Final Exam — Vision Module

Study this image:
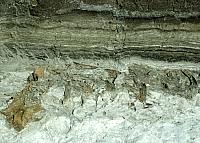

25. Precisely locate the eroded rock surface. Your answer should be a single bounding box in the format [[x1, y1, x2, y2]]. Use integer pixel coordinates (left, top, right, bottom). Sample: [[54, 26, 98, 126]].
[[0, 0, 200, 142], [1, 59, 200, 131], [0, 0, 200, 62]]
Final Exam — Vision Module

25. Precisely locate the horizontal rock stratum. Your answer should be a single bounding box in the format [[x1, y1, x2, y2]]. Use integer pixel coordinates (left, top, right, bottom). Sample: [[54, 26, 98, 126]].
[[0, 0, 200, 62]]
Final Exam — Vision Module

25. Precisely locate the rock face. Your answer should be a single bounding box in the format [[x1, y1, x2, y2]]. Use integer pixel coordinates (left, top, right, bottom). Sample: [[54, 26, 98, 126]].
[[0, 59, 200, 132], [0, 0, 200, 62], [1, 0, 200, 140]]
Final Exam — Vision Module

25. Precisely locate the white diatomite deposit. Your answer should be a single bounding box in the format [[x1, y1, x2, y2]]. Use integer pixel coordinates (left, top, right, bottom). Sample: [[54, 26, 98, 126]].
[[0, 59, 200, 143]]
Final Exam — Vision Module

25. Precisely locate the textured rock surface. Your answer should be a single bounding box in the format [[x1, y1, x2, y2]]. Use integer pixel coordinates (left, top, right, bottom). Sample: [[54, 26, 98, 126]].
[[0, 0, 200, 62], [1, 0, 200, 142], [0, 59, 200, 142]]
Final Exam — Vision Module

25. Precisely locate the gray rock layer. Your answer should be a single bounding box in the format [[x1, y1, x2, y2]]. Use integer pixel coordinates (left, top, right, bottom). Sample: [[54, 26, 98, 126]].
[[0, 0, 200, 62], [0, 0, 200, 99]]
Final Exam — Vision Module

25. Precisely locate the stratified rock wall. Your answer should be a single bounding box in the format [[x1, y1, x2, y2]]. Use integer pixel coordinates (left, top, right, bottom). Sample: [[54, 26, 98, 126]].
[[0, 0, 200, 62], [1, 1, 200, 140]]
